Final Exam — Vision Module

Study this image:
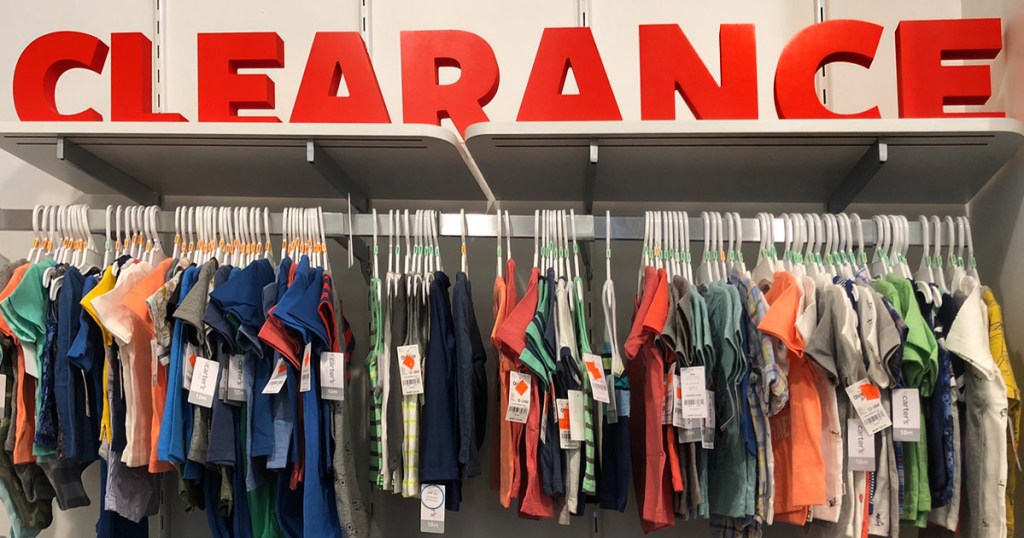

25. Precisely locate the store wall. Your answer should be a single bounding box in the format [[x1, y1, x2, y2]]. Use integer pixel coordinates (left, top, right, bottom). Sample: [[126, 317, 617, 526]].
[[0, 1, 1016, 537]]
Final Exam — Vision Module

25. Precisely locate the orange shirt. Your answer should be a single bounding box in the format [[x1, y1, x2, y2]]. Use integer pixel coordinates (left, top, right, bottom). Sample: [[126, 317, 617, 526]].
[[759, 272, 825, 525], [0, 264, 35, 465], [491, 272, 511, 504], [122, 257, 177, 473]]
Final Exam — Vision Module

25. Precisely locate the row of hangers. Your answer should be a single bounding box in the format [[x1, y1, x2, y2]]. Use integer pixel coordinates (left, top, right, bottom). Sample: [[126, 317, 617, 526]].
[[530, 210, 585, 305], [28, 204, 100, 269], [637, 211, 980, 289]]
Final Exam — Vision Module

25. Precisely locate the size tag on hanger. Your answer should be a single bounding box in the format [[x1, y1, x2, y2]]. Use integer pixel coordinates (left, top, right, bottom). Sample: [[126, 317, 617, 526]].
[[891, 388, 921, 442], [420, 484, 445, 534], [187, 356, 220, 409], [397, 344, 424, 396], [262, 359, 288, 395], [582, 353, 609, 404], [678, 418, 702, 444], [506, 372, 530, 424], [540, 393, 549, 445], [183, 344, 197, 391], [218, 361, 230, 402], [847, 418, 876, 471], [299, 343, 313, 393], [701, 391, 716, 450], [150, 341, 160, 388], [556, 398, 578, 449], [227, 355, 246, 402], [845, 379, 891, 435], [672, 371, 685, 428], [21, 343, 38, 379], [0, 374, 7, 415], [567, 390, 584, 442], [151, 341, 170, 367], [320, 352, 345, 401], [679, 366, 708, 419], [661, 372, 675, 426]]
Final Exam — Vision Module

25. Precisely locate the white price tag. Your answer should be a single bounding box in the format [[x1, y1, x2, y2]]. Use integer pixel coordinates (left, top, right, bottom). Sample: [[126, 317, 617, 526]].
[[183, 344, 196, 390], [701, 390, 715, 450], [556, 398, 578, 449], [847, 418, 876, 471], [505, 371, 531, 423], [227, 355, 246, 402], [892, 388, 921, 442], [187, 356, 220, 408], [845, 378, 891, 435], [21, 343, 38, 379], [567, 390, 584, 441], [680, 366, 708, 419], [261, 358, 288, 395], [397, 344, 424, 396], [320, 352, 345, 401], [420, 484, 445, 534], [582, 353, 609, 404], [299, 343, 312, 393]]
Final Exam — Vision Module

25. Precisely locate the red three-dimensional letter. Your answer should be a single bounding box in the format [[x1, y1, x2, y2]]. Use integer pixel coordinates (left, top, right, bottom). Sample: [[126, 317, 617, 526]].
[[291, 32, 390, 123], [401, 30, 499, 138], [640, 24, 758, 120], [13, 31, 108, 121], [110, 33, 187, 122], [896, 19, 1003, 118], [198, 32, 284, 122], [517, 27, 621, 121], [774, 20, 883, 119]]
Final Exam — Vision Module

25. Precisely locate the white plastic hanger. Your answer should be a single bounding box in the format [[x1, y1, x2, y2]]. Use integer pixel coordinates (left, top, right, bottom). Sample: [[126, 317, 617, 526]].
[[533, 210, 540, 271], [670, 211, 681, 278], [682, 211, 692, 282], [571, 209, 583, 302], [318, 207, 330, 274], [870, 215, 888, 277], [504, 210, 512, 264], [787, 213, 802, 276], [716, 212, 727, 280], [751, 213, 773, 283], [916, 215, 934, 283], [961, 216, 978, 280], [495, 208, 503, 278], [434, 210, 443, 274], [697, 212, 712, 285]]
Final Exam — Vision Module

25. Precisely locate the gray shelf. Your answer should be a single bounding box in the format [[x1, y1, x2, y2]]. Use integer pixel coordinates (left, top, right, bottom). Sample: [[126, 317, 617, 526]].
[[464, 118, 1024, 206], [0, 123, 486, 204]]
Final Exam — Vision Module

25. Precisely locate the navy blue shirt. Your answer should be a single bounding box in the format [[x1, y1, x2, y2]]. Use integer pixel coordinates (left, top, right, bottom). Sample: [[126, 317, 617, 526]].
[[420, 271, 463, 510], [452, 271, 487, 480]]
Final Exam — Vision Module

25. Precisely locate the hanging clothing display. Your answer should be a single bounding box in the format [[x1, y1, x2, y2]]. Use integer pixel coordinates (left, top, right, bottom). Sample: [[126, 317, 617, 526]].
[[0, 205, 1016, 538]]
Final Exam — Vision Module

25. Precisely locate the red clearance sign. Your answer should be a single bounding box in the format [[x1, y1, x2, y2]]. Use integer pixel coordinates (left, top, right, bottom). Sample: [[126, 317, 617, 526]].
[[11, 19, 1004, 137]]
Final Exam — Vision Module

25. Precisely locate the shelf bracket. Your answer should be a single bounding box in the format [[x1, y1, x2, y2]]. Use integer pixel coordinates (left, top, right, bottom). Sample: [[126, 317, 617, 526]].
[[826, 138, 887, 213], [583, 141, 598, 214], [330, 236, 372, 285], [580, 141, 598, 285], [57, 137, 161, 206], [306, 140, 371, 213]]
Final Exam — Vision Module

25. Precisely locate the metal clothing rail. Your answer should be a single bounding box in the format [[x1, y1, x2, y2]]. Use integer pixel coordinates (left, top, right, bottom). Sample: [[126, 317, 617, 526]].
[[0, 209, 930, 245]]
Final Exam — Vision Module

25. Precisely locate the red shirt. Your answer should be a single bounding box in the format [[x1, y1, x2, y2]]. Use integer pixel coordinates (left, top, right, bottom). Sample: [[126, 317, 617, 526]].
[[626, 267, 675, 533]]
